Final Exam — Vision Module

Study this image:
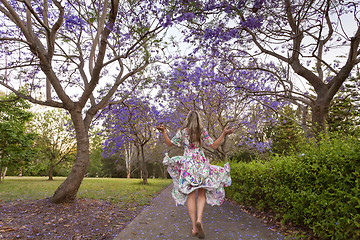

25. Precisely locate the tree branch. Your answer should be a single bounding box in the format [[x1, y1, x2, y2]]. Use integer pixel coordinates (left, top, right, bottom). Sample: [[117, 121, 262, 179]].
[[0, 81, 64, 108], [89, 0, 109, 73], [78, 0, 119, 108]]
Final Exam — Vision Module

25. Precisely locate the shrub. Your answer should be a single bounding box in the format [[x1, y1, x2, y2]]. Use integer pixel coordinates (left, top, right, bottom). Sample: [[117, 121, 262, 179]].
[[227, 134, 360, 239]]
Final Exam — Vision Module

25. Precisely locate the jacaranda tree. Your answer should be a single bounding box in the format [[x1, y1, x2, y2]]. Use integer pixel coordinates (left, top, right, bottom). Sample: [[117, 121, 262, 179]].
[[102, 94, 160, 184], [0, 0, 168, 202], [157, 57, 282, 158], [160, 0, 360, 136]]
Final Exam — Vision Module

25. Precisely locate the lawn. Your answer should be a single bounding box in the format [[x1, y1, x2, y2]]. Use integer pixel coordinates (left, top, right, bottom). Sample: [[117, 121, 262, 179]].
[[0, 176, 172, 206], [0, 177, 172, 239]]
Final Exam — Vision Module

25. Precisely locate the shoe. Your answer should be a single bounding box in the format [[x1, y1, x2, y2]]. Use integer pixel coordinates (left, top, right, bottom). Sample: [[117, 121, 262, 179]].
[[195, 222, 205, 238]]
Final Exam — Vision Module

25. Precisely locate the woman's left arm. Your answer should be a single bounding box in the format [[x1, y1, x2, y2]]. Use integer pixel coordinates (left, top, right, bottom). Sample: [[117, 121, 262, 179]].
[[209, 127, 234, 150]]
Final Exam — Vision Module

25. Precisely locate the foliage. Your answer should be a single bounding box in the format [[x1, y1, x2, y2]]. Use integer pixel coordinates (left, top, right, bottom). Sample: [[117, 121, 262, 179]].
[[88, 148, 104, 177], [0, 176, 172, 206], [102, 95, 158, 157], [327, 77, 360, 135], [0, 92, 35, 178], [227, 134, 360, 239], [228, 150, 257, 163], [156, 58, 280, 157], [159, 0, 360, 134], [101, 94, 160, 183], [101, 155, 127, 178], [87, 129, 104, 178], [265, 105, 304, 155], [28, 109, 76, 179], [51, 154, 76, 177]]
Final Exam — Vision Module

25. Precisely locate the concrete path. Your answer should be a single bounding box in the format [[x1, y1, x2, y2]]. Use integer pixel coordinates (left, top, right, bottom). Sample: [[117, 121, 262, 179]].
[[114, 184, 289, 240]]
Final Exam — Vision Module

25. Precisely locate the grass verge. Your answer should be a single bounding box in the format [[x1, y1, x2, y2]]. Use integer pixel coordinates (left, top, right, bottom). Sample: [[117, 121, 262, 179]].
[[0, 177, 172, 207]]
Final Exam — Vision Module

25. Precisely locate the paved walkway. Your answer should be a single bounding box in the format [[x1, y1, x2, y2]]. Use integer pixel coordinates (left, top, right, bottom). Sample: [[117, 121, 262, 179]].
[[114, 184, 289, 240]]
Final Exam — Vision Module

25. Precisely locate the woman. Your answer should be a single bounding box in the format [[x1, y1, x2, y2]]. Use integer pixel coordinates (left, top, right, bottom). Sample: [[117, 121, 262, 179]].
[[157, 110, 233, 238]]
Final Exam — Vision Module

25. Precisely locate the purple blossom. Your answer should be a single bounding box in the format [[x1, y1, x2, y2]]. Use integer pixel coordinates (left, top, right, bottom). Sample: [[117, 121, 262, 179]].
[[64, 15, 87, 31], [237, 0, 246, 9], [241, 16, 263, 29], [177, 12, 195, 21]]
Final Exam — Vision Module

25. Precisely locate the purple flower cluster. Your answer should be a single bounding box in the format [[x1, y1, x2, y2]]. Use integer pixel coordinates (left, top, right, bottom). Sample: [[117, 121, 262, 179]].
[[64, 15, 87, 31], [240, 15, 263, 30], [154, 55, 283, 155], [100, 94, 161, 158]]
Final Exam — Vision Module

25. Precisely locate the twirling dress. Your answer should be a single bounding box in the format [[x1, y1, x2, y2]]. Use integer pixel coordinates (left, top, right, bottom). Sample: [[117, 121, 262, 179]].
[[163, 128, 231, 206]]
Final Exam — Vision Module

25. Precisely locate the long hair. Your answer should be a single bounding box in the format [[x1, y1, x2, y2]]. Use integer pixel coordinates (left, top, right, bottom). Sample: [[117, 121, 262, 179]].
[[182, 110, 204, 144]]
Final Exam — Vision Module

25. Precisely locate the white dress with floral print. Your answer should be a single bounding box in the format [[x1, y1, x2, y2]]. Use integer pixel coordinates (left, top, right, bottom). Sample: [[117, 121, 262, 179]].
[[163, 128, 231, 206]]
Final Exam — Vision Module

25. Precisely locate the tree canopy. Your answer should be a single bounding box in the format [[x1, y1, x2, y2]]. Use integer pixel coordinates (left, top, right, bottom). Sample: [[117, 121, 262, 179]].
[[0, 0, 359, 202], [0, 92, 35, 181]]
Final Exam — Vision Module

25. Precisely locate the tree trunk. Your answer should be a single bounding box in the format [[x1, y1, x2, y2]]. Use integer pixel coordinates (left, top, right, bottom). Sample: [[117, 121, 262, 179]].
[[162, 165, 167, 179], [48, 164, 54, 181], [50, 112, 90, 203], [125, 143, 133, 179], [140, 145, 148, 184], [0, 165, 2, 183], [127, 166, 131, 178], [3, 167, 7, 181], [300, 105, 313, 139], [311, 98, 330, 137]]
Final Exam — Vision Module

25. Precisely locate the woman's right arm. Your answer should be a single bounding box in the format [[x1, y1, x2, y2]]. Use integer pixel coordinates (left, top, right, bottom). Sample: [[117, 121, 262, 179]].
[[156, 125, 174, 147]]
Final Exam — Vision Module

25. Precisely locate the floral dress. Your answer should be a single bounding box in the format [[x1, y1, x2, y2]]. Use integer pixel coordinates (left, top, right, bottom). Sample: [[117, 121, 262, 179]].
[[163, 128, 231, 206]]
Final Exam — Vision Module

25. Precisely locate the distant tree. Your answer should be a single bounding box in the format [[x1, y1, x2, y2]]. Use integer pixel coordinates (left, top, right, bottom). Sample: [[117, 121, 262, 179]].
[[102, 95, 159, 184], [87, 128, 104, 178], [101, 155, 127, 178], [327, 77, 360, 135], [122, 142, 136, 179], [265, 105, 304, 155], [0, 92, 35, 181], [30, 109, 76, 180], [157, 58, 280, 159], [146, 141, 168, 178]]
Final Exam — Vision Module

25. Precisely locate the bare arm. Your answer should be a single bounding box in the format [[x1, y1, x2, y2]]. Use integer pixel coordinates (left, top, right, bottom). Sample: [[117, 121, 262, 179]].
[[156, 125, 173, 147], [209, 127, 234, 150]]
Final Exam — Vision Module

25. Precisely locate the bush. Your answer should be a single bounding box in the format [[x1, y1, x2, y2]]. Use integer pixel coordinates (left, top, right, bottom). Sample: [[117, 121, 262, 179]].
[[227, 134, 360, 239], [229, 150, 257, 163]]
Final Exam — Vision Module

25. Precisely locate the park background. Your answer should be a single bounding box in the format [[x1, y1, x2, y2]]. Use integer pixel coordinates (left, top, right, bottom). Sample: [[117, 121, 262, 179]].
[[0, 0, 359, 239]]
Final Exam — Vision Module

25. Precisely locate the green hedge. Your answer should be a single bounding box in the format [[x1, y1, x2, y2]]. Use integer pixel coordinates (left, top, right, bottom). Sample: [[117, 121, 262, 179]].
[[227, 135, 360, 239]]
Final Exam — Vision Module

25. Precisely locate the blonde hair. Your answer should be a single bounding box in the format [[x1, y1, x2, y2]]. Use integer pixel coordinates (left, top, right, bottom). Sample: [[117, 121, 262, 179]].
[[182, 110, 204, 144]]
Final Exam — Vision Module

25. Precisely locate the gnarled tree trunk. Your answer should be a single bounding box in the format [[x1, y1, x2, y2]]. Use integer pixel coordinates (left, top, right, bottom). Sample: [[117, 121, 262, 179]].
[[50, 111, 90, 203], [311, 98, 330, 137]]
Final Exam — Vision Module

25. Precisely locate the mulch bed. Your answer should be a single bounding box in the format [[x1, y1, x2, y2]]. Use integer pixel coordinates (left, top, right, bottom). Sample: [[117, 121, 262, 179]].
[[0, 198, 142, 240]]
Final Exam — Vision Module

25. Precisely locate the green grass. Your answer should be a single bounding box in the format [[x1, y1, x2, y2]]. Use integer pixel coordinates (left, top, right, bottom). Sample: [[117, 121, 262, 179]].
[[0, 177, 172, 207]]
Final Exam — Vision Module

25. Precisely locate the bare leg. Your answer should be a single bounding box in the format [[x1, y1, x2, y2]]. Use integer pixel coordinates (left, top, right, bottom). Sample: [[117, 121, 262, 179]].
[[196, 188, 206, 223], [195, 188, 206, 238], [187, 190, 197, 235]]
